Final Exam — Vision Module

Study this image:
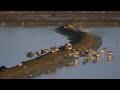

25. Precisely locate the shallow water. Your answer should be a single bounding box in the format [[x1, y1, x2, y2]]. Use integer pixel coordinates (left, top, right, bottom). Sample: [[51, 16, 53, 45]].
[[34, 26, 120, 79], [0, 26, 120, 79], [0, 26, 69, 68]]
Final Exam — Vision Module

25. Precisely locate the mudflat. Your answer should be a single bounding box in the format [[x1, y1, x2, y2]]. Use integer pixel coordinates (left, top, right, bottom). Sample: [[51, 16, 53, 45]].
[[0, 26, 101, 79]]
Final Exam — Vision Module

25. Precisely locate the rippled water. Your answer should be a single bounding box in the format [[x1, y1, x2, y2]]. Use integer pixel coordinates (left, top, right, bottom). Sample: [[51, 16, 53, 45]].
[[0, 26, 120, 79]]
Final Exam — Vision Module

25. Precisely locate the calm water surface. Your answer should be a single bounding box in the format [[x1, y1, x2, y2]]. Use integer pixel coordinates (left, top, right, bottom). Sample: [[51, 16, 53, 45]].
[[0, 26, 120, 79], [0, 26, 69, 68], [34, 26, 120, 79]]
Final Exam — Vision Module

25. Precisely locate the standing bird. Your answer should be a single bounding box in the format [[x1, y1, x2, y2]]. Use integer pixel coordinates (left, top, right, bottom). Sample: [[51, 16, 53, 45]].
[[35, 51, 40, 57], [107, 51, 113, 58], [26, 51, 36, 58], [107, 51, 113, 55], [93, 52, 102, 60], [50, 43, 59, 53], [99, 48, 106, 53], [65, 42, 72, 51], [68, 50, 74, 57], [41, 48, 50, 55], [73, 49, 80, 59]]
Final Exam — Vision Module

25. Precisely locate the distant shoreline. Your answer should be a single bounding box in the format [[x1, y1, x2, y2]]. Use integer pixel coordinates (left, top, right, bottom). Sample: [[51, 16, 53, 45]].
[[0, 19, 119, 26], [0, 11, 120, 26]]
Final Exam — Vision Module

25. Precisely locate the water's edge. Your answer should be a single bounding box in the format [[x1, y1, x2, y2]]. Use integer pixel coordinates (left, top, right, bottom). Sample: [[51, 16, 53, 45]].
[[0, 26, 101, 79]]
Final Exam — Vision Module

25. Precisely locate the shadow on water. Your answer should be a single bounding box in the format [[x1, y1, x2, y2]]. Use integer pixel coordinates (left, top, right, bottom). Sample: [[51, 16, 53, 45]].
[[55, 26, 82, 44], [0, 25, 103, 79], [31, 27, 103, 79], [32, 26, 120, 79], [25, 27, 102, 79]]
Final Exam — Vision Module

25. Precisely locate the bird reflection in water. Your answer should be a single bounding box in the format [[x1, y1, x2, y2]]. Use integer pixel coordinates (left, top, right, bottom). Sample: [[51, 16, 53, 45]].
[[66, 58, 80, 67], [47, 68, 59, 75], [107, 57, 112, 63], [107, 51, 113, 63], [82, 57, 90, 65], [107, 55, 113, 63], [81, 47, 114, 65], [65, 58, 80, 71]]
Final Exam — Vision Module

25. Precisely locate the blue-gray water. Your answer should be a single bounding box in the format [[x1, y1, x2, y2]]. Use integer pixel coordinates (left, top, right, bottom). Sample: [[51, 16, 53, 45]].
[[0, 26, 69, 68], [0, 26, 120, 79], [34, 26, 120, 79]]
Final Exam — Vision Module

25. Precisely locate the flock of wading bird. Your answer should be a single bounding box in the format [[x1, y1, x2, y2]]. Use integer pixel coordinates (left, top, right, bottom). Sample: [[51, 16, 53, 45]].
[[25, 24, 113, 65], [0, 25, 113, 71], [24, 41, 113, 66], [24, 24, 113, 66]]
